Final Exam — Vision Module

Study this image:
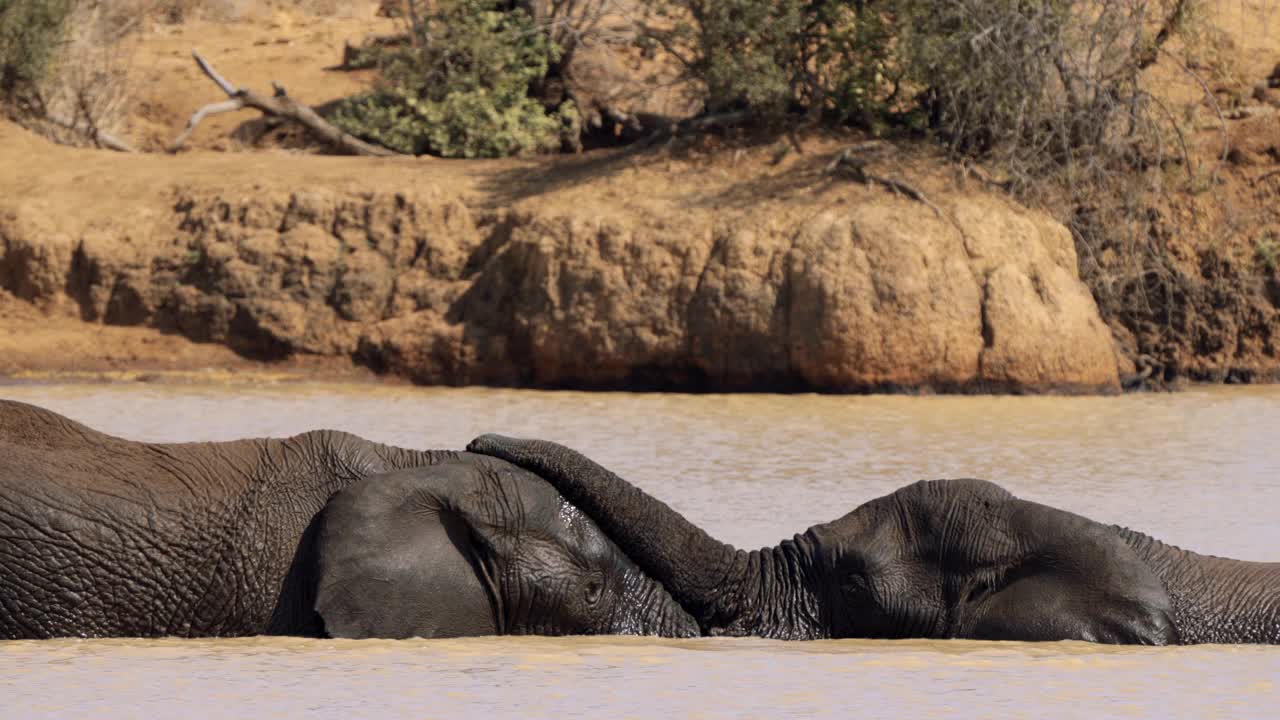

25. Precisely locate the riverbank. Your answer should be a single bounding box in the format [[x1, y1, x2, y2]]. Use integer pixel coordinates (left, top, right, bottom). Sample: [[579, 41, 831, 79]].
[[0, 116, 1123, 393], [3, 1, 1279, 393]]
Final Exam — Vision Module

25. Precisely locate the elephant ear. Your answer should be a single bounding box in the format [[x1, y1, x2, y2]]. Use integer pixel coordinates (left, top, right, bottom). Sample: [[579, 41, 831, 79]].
[[953, 488, 1178, 645], [314, 463, 503, 639]]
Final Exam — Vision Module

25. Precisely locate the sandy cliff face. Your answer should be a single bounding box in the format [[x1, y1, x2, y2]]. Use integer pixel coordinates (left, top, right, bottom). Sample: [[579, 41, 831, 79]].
[[0, 122, 1120, 392]]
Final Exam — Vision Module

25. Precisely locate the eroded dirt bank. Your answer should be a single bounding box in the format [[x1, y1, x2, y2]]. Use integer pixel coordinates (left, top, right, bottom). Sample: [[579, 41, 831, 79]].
[[0, 121, 1120, 392]]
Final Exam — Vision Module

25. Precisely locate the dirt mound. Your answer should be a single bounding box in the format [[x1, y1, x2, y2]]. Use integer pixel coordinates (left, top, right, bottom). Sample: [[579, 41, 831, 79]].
[[0, 119, 1120, 392]]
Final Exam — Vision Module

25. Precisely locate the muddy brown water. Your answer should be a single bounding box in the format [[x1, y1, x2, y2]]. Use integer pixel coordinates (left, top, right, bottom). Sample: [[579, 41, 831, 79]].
[[0, 383, 1277, 718]]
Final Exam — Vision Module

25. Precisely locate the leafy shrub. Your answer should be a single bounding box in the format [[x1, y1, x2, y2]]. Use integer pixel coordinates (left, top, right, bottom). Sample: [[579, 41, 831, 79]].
[[332, 0, 567, 158]]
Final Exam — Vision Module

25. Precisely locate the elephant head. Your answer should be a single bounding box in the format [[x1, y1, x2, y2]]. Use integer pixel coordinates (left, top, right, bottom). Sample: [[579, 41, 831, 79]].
[[314, 456, 699, 639], [467, 435, 1178, 645]]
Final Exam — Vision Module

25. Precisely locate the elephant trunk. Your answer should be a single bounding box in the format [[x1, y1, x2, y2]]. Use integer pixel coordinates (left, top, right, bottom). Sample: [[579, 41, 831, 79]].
[[467, 434, 752, 632], [613, 565, 701, 638]]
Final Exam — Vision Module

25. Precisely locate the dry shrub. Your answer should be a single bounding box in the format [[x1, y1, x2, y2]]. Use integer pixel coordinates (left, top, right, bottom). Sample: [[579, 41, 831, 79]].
[[903, 1, 1186, 177], [531, 0, 635, 66], [41, 1, 140, 142], [0, 0, 75, 102], [1, 0, 146, 147], [891, 0, 1240, 375]]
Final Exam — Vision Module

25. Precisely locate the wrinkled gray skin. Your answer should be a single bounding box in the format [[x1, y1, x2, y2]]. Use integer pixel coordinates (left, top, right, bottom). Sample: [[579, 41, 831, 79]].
[[470, 435, 1280, 645], [315, 461, 698, 639], [0, 401, 696, 640]]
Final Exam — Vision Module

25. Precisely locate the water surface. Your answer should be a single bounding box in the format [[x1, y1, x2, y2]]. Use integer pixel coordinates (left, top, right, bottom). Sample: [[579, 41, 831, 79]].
[[1, 383, 1277, 717]]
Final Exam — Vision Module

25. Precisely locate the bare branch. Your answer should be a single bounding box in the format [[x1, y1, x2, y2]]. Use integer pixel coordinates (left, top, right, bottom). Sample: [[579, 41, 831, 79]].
[[1158, 46, 1228, 184], [192, 49, 237, 96], [168, 99, 245, 153], [1136, 0, 1189, 71], [625, 110, 749, 154], [1145, 92, 1192, 178]]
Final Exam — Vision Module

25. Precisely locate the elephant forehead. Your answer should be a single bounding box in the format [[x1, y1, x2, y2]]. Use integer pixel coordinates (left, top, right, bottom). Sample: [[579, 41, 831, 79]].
[[811, 479, 1020, 560], [891, 479, 1015, 526]]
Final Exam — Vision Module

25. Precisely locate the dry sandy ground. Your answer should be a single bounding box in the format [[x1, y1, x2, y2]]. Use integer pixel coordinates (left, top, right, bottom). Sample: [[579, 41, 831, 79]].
[[127, 2, 396, 152]]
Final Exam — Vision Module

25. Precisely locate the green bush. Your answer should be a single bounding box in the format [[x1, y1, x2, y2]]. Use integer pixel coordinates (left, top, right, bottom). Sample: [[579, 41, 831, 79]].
[[0, 0, 75, 104], [642, 1, 896, 123], [332, 0, 567, 158]]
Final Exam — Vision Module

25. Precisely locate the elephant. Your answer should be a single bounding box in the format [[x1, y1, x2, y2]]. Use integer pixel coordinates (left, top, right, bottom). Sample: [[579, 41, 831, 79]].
[[469, 434, 1280, 645], [0, 400, 697, 640]]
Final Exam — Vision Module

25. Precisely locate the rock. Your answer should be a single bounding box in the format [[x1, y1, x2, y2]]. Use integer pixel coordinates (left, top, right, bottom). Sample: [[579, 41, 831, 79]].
[[784, 207, 983, 391], [0, 209, 75, 303], [0, 183, 1123, 392]]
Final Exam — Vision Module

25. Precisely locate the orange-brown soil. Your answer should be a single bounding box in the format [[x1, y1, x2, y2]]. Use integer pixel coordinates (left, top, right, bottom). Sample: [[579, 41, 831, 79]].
[[0, 290, 375, 382]]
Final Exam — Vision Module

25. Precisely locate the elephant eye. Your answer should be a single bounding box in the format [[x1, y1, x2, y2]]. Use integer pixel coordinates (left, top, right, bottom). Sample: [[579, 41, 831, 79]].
[[583, 575, 605, 606], [840, 569, 873, 601]]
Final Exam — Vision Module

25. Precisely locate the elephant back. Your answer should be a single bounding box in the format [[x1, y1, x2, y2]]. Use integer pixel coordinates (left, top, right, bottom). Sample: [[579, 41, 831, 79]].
[[0, 400, 123, 452]]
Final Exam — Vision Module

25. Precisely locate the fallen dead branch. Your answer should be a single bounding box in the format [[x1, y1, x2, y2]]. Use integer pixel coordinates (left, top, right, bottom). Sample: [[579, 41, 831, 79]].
[[825, 143, 943, 217], [169, 50, 402, 157]]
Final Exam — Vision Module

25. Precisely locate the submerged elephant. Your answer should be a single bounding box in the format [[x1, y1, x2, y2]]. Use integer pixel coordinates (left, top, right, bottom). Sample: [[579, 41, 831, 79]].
[[0, 401, 696, 640], [470, 435, 1280, 645]]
